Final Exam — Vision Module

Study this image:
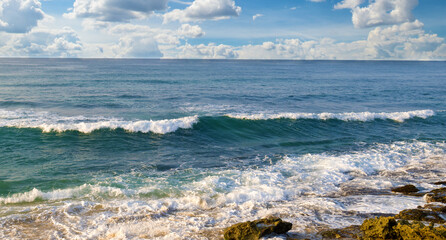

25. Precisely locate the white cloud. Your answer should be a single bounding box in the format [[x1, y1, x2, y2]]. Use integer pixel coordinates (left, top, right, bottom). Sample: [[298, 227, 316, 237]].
[[163, 0, 241, 23], [0, 27, 83, 57], [335, 0, 418, 28], [174, 20, 446, 60], [104, 22, 204, 58], [365, 20, 445, 59], [334, 0, 363, 9], [112, 36, 162, 58], [64, 0, 169, 22], [0, 0, 44, 33], [177, 42, 238, 59], [253, 14, 263, 21], [177, 24, 204, 38]]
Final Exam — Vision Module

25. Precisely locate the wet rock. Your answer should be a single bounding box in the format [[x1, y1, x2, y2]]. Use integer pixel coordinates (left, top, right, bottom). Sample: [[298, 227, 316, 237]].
[[425, 188, 446, 203], [223, 217, 292, 240], [360, 217, 400, 239], [433, 181, 446, 185], [358, 217, 446, 240], [319, 225, 361, 239], [422, 204, 446, 213], [395, 221, 446, 240], [395, 209, 445, 224], [391, 185, 419, 194]]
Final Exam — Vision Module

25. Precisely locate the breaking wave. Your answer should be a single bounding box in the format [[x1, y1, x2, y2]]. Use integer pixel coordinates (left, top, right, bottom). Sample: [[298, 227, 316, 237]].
[[226, 109, 435, 122], [0, 109, 198, 134]]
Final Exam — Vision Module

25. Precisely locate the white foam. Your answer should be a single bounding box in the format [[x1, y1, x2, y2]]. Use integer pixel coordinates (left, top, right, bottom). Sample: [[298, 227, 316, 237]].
[[0, 109, 198, 134], [1, 141, 445, 239], [226, 109, 435, 122]]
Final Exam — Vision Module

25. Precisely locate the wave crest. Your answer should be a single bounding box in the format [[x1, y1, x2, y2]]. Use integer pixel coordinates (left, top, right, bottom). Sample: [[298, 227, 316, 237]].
[[0, 109, 198, 134], [226, 109, 435, 122]]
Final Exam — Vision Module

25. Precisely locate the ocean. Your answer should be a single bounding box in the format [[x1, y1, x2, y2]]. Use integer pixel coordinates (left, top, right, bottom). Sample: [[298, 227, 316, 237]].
[[0, 59, 445, 239]]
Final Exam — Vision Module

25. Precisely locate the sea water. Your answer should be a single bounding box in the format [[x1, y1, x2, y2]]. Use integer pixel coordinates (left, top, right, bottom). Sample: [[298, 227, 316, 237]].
[[0, 59, 445, 239]]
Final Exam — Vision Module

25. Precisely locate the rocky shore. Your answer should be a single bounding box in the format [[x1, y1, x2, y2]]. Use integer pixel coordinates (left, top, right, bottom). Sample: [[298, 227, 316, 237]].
[[224, 184, 446, 239]]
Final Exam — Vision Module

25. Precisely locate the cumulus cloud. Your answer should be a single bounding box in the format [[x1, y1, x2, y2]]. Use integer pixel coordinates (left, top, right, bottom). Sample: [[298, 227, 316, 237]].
[[163, 0, 241, 23], [0, 27, 82, 57], [335, 0, 418, 28], [65, 0, 169, 22], [177, 24, 204, 38], [0, 0, 44, 33], [174, 20, 446, 60], [112, 36, 162, 58], [104, 22, 204, 58], [365, 20, 444, 59]]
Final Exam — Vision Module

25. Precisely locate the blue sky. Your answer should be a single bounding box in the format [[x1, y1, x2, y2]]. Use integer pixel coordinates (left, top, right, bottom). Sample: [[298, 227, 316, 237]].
[[0, 0, 445, 59]]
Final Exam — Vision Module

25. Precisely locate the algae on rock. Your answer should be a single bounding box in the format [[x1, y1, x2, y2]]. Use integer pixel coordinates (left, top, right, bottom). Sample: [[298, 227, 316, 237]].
[[223, 217, 292, 240]]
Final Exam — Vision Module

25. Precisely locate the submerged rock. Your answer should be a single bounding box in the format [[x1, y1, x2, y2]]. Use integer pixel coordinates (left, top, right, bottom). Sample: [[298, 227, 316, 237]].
[[392, 185, 419, 194], [223, 217, 292, 240], [425, 188, 446, 203]]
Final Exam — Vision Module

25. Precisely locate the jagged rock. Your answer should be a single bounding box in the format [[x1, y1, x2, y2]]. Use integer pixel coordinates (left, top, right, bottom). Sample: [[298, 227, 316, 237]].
[[223, 217, 292, 240], [391, 185, 419, 194], [425, 188, 446, 203], [395, 209, 445, 224], [360, 217, 400, 239]]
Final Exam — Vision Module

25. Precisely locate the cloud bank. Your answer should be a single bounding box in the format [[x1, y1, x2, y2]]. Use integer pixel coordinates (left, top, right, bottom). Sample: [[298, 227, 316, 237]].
[[172, 20, 446, 60]]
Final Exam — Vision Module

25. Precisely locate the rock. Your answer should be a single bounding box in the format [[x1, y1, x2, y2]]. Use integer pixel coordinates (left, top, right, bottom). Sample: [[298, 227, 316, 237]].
[[422, 204, 446, 213], [223, 217, 292, 240], [319, 225, 361, 239], [360, 217, 400, 239], [395, 221, 446, 240], [395, 209, 445, 224], [358, 216, 446, 240], [425, 188, 446, 203], [433, 181, 446, 185], [391, 185, 419, 194]]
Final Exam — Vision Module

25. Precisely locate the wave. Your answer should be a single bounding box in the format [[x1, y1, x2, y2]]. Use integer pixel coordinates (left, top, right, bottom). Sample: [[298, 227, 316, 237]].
[[0, 109, 198, 134], [1, 141, 444, 239], [2, 141, 444, 206], [226, 109, 435, 122], [0, 109, 437, 135]]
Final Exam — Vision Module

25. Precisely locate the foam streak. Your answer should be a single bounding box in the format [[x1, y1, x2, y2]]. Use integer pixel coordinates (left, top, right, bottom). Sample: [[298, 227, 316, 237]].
[[226, 109, 435, 122]]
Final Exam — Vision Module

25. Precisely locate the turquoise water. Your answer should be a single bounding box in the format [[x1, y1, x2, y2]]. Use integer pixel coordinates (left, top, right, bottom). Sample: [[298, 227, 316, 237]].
[[0, 59, 445, 239]]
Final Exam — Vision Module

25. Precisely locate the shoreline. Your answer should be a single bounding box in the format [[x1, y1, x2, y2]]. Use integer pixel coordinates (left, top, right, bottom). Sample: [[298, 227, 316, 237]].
[[223, 183, 446, 239]]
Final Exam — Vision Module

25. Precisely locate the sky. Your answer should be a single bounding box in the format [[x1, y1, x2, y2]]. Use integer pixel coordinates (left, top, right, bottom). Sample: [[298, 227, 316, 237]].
[[0, 0, 445, 60]]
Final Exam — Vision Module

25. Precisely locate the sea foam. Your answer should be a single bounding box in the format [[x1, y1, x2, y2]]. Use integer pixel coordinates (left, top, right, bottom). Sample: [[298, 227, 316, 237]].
[[1, 141, 444, 239], [226, 109, 435, 122], [0, 109, 198, 134]]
